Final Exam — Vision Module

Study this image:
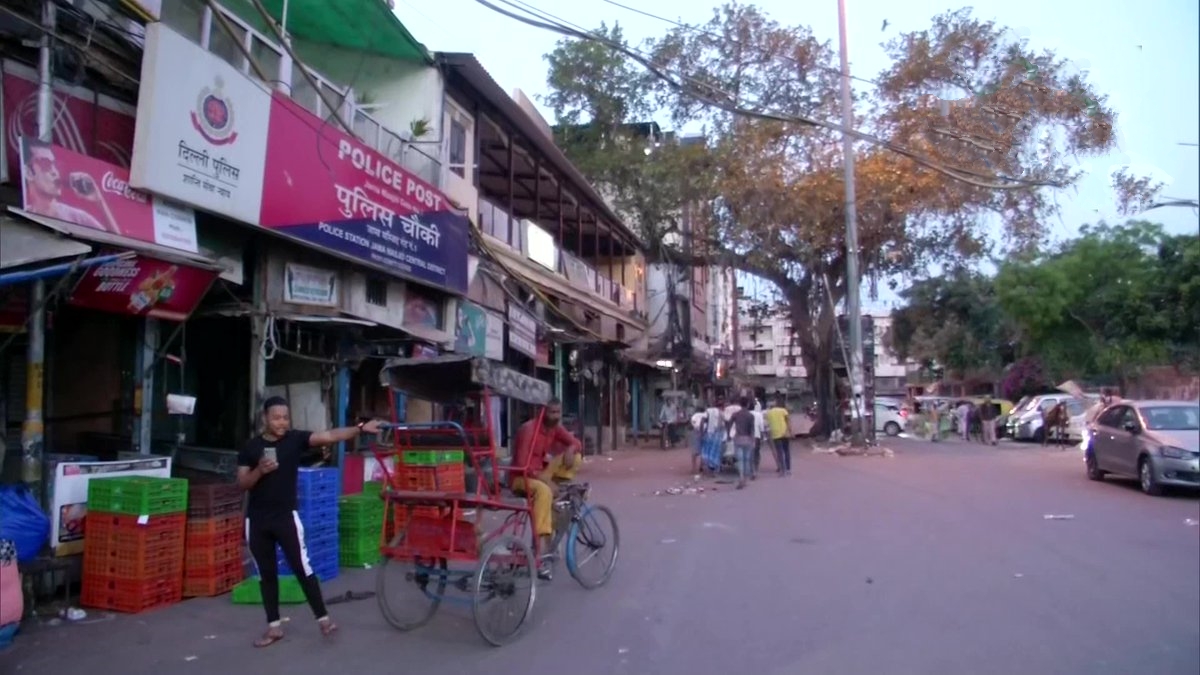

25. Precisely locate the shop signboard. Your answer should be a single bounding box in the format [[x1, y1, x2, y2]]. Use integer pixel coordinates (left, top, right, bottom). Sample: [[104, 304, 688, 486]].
[[69, 255, 219, 322], [19, 138, 198, 253], [260, 93, 469, 294], [506, 301, 538, 359], [454, 301, 488, 357], [2, 58, 136, 184], [130, 23, 271, 225], [484, 310, 504, 361], [50, 456, 172, 556], [283, 262, 339, 307]]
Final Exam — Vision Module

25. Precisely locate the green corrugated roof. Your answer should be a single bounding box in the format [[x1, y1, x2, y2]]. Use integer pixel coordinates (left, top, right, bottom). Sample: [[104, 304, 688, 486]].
[[224, 0, 431, 63]]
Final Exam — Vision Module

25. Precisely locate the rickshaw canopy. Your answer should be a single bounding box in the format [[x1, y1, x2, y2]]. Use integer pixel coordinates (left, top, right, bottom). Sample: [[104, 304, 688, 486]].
[[378, 354, 552, 406]]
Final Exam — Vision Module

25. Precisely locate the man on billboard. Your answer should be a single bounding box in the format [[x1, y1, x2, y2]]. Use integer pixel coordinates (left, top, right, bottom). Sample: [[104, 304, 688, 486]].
[[20, 138, 120, 234]]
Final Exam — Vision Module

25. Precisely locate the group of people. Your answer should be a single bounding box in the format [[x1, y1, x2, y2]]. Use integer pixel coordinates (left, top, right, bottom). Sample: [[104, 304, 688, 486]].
[[685, 397, 795, 489]]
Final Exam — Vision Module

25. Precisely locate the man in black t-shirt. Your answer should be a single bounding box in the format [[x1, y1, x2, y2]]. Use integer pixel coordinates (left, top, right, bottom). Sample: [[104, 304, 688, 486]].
[[237, 396, 384, 648]]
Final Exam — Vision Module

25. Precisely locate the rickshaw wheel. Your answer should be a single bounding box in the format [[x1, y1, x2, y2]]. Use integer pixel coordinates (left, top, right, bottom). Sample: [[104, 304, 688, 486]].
[[471, 535, 537, 647], [377, 532, 448, 631], [566, 504, 620, 589]]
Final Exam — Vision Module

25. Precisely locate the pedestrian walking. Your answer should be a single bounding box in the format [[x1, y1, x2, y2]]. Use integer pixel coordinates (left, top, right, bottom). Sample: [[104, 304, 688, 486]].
[[730, 397, 757, 489], [765, 399, 792, 475], [751, 402, 767, 473], [238, 396, 385, 648], [701, 399, 724, 474], [980, 396, 998, 446], [689, 406, 706, 474], [956, 400, 972, 441]]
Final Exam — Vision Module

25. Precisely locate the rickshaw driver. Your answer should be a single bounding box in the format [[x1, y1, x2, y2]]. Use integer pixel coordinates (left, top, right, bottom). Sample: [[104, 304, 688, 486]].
[[511, 397, 582, 581]]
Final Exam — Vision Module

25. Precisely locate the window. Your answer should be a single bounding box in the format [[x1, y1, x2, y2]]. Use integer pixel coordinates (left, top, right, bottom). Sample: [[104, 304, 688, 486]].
[[249, 35, 281, 86], [748, 350, 772, 366], [160, 0, 205, 44], [209, 19, 247, 72], [1096, 406, 1125, 428], [366, 277, 388, 307], [448, 118, 468, 178], [1118, 407, 1141, 432], [291, 65, 320, 116]]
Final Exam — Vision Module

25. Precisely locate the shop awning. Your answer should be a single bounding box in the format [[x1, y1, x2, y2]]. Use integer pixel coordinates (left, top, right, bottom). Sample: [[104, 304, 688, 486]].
[[222, 0, 431, 63], [200, 307, 379, 327], [379, 354, 552, 405], [8, 208, 221, 271], [0, 217, 92, 270]]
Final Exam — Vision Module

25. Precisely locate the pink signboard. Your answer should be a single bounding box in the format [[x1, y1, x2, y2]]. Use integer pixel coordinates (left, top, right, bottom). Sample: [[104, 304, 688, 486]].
[[19, 138, 198, 252], [259, 93, 468, 293], [3, 60, 135, 180]]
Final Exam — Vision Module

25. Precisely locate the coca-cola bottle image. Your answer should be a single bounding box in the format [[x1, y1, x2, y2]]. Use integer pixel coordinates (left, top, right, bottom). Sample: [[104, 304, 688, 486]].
[[69, 171, 97, 198]]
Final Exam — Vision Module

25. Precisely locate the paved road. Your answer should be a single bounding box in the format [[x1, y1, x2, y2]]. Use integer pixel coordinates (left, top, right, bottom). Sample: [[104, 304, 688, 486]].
[[6, 439, 1198, 675]]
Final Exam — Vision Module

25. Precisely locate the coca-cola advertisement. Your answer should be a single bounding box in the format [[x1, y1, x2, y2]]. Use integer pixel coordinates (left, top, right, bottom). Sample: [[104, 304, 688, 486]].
[[19, 136, 197, 253]]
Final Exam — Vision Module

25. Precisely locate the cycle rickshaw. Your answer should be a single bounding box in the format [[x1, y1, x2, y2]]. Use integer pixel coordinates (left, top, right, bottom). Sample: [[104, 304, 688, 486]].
[[370, 355, 619, 646]]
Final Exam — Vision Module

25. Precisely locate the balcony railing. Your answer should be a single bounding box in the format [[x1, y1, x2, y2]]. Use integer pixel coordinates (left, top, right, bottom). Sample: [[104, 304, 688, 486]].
[[353, 108, 441, 185], [479, 197, 641, 316]]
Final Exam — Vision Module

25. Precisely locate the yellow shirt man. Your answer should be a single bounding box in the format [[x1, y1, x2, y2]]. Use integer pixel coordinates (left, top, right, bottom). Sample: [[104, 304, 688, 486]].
[[765, 405, 789, 440]]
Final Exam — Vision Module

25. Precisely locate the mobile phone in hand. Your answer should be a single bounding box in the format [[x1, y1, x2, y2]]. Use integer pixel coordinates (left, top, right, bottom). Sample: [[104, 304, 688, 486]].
[[263, 447, 277, 463]]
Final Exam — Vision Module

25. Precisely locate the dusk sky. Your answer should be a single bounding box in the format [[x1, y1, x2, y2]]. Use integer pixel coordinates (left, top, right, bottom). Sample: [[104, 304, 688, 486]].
[[393, 0, 1199, 309]]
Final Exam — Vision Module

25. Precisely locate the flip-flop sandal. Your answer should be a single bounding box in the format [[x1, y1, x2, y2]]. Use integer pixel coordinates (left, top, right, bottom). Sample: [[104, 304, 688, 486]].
[[254, 630, 284, 648], [319, 619, 338, 637]]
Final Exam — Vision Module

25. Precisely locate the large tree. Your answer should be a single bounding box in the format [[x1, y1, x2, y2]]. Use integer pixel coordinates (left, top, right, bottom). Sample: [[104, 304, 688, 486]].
[[541, 3, 1162, 431]]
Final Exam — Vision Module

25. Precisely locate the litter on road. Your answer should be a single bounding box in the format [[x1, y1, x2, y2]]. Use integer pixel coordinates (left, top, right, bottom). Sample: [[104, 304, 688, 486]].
[[1186, 518, 1198, 527], [1043, 514, 1076, 520]]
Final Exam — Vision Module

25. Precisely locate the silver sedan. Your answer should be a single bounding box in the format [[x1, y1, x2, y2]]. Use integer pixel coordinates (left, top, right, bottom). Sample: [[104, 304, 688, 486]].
[[1084, 400, 1200, 496]]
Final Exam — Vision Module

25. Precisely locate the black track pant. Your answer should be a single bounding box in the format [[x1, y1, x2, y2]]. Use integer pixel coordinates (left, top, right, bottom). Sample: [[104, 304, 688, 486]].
[[246, 510, 328, 624]]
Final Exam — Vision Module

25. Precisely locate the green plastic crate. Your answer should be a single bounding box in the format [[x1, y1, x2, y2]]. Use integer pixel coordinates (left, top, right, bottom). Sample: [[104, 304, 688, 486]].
[[87, 476, 189, 516], [401, 450, 464, 466], [231, 576, 308, 605], [338, 538, 381, 568], [361, 481, 383, 498]]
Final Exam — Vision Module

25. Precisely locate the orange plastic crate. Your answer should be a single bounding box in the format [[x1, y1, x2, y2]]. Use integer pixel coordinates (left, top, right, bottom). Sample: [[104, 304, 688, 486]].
[[81, 573, 183, 614], [84, 540, 183, 580], [184, 540, 242, 570], [391, 464, 465, 492], [86, 512, 185, 549], [185, 514, 242, 538], [183, 569, 243, 598]]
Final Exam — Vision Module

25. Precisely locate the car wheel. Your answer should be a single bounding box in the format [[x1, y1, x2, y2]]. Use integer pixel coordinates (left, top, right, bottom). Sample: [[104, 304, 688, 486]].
[[1138, 456, 1164, 496], [883, 421, 901, 437], [1085, 448, 1105, 481]]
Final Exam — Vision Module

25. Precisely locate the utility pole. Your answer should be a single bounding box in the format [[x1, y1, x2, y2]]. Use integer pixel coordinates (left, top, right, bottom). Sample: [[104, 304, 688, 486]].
[[22, 0, 56, 504], [836, 0, 866, 448]]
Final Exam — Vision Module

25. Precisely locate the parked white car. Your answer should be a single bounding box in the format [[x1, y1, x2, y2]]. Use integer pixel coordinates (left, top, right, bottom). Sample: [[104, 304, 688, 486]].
[[875, 401, 907, 436]]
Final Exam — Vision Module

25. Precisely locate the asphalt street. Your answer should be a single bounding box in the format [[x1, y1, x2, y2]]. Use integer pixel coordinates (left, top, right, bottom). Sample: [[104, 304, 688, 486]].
[[4, 438, 1198, 675]]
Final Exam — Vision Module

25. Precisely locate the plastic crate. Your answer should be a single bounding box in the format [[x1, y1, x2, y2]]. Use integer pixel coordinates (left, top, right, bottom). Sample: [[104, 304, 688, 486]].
[[186, 514, 243, 538], [183, 569, 243, 598], [386, 516, 477, 559], [338, 538, 381, 567], [361, 481, 383, 498], [84, 538, 183, 580], [81, 573, 183, 613], [184, 540, 242, 570], [87, 476, 188, 516], [298, 467, 339, 485], [401, 450, 465, 466], [186, 527, 243, 550], [187, 483, 242, 518], [311, 559, 339, 582], [230, 576, 307, 605], [185, 557, 242, 580], [85, 512, 186, 551], [391, 463, 465, 492]]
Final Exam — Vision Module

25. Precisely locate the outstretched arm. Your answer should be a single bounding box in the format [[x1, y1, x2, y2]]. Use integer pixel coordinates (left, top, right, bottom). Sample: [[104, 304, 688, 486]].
[[308, 419, 384, 447]]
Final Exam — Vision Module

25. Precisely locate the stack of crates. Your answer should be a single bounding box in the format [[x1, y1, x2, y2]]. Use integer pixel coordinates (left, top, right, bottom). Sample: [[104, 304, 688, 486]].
[[183, 483, 244, 597], [81, 476, 188, 613], [338, 493, 385, 567], [384, 450, 470, 553], [276, 468, 339, 581]]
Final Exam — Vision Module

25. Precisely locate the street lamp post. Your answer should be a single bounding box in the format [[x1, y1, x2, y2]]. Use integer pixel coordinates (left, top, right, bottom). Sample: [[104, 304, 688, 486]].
[[836, 0, 866, 448]]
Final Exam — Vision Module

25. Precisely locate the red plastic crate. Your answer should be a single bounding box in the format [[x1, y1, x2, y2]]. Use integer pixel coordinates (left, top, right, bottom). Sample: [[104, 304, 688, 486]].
[[84, 540, 183, 580], [183, 569, 243, 598], [185, 514, 242, 538], [81, 573, 183, 614], [391, 464, 465, 492], [384, 516, 478, 560], [184, 540, 242, 570], [187, 483, 243, 518], [85, 512, 185, 555], [185, 527, 244, 551], [184, 557, 242, 580]]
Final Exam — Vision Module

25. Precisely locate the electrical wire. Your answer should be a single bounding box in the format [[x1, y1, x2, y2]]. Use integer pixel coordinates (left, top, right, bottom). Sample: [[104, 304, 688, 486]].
[[473, 0, 1063, 191], [594, 0, 882, 88]]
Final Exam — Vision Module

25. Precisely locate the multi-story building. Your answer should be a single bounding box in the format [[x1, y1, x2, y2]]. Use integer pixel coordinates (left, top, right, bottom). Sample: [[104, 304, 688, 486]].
[[733, 310, 911, 398]]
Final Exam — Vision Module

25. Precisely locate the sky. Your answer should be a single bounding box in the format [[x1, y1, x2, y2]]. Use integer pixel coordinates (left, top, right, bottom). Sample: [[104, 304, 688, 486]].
[[391, 0, 1199, 310]]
